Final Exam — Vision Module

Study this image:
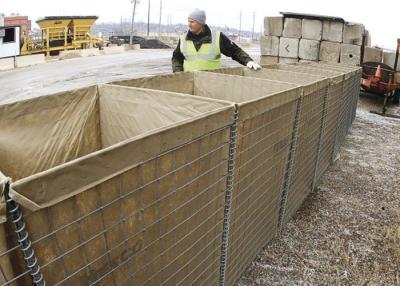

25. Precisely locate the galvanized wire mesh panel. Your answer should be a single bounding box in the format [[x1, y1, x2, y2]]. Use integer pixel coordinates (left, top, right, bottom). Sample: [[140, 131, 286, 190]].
[[263, 64, 347, 174], [225, 101, 297, 286], [2, 127, 231, 286], [282, 87, 327, 225], [315, 80, 344, 183], [306, 63, 361, 151], [109, 71, 303, 286], [333, 75, 355, 157]]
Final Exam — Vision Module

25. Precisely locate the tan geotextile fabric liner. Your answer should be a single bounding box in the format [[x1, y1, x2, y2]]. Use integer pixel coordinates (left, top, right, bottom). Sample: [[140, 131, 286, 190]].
[[315, 80, 344, 183], [110, 71, 302, 121], [110, 71, 306, 285], [194, 72, 303, 284], [111, 72, 195, 95], [193, 71, 301, 103], [283, 84, 327, 224], [98, 84, 233, 147], [263, 64, 361, 224], [9, 127, 231, 286], [191, 72, 306, 285], [0, 86, 100, 181], [9, 85, 234, 211], [211, 66, 340, 193], [225, 99, 298, 286], [211, 66, 328, 86], [1, 82, 235, 285]]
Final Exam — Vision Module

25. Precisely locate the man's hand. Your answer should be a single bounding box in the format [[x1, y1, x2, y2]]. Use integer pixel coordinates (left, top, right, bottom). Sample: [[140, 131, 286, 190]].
[[246, 61, 262, 70]]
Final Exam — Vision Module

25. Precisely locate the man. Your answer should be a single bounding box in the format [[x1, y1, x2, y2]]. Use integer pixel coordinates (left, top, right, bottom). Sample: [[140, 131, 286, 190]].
[[172, 9, 261, 72]]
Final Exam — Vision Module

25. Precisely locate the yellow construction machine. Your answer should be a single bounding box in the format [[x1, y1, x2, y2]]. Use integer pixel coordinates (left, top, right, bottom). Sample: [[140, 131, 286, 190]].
[[21, 16, 104, 56]]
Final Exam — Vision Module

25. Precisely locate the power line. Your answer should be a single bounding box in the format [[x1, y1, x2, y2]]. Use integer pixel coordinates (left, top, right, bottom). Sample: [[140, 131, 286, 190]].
[[239, 10, 242, 43], [147, 0, 151, 36], [158, 0, 162, 37]]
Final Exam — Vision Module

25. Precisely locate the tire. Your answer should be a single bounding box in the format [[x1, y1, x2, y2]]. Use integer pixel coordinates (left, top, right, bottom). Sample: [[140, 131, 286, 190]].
[[393, 89, 400, 105]]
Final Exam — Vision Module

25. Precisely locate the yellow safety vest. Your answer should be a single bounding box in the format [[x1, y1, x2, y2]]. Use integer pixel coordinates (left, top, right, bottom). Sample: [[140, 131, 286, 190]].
[[180, 30, 221, 71]]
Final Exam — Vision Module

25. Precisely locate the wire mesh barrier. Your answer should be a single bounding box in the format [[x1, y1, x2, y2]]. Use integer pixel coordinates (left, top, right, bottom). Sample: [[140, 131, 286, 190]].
[[0, 64, 361, 286], [281, 84, 327, 225], [113, 71, 303, 286], [203, 67, 330, 284], [0, 85, 235, 286], [303, 63, 362, 159]]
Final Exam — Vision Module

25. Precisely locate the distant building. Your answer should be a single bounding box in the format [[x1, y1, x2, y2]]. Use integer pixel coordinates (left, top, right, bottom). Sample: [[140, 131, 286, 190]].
[[0, 14, 21, 58], [4, 14, 31, 36]]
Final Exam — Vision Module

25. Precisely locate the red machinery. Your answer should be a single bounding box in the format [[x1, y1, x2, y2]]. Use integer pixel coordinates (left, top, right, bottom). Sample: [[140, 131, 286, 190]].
[[360, 39, 400, 117]]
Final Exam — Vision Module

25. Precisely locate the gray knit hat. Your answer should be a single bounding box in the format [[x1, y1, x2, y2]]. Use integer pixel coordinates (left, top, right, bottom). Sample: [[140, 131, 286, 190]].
[[188, 9, 206, 25]]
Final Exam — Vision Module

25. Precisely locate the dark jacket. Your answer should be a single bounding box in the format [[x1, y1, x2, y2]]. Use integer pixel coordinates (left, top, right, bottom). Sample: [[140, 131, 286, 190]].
[[172, 24, 253, 72]]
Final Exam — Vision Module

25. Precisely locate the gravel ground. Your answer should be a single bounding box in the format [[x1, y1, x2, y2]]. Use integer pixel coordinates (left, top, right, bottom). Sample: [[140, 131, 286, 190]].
[[237, 93, 400, 285]]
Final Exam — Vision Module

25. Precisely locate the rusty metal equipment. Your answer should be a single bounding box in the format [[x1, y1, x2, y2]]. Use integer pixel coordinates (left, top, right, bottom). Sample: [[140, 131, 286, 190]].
[[360, 38, 400, 118], [21, 16, 103, 56]]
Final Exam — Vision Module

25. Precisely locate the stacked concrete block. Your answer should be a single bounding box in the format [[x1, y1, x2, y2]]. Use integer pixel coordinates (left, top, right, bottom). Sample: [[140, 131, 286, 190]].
[[363, 47, 383, 63], [383, 51, 400, 71], [299, 59, 314, 63], [299, 39, 320, 61], [282, 18, 302, 38], [343, 23, 365, 45], [59, 48, 101, 60], [302, 19, 322, 40], [264, 17, 283, 36], [15, 54, 45, 68], [319, 41, 341, 63], [279, 57, 299, 64], [340, 44, 361, 65], [261, 14, 370, 66], [365, 30, 372, 47], [260, 35, 279, 56], [322, 21, 343, 42], [260, 55, 279, 65], [279, 37, 299, 59], [0, 57, 15, 71]]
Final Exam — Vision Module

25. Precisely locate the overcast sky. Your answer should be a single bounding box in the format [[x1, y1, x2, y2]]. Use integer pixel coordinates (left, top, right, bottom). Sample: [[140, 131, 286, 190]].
[[2, 0, 398, 49]]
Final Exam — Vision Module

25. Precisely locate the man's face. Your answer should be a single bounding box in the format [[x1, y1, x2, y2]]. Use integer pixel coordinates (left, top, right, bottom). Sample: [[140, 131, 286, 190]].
[[188, 19, 203, 34]]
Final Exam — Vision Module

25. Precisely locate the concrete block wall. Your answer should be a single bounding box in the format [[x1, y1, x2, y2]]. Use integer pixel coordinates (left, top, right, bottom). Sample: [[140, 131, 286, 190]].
[[260, 15, 377, 66], [1, 55, 45, 70], [363, 47, 383, 63], [383, 51, 400, 71], [0, 57, 15, 71], [15, 54, 45, 68]]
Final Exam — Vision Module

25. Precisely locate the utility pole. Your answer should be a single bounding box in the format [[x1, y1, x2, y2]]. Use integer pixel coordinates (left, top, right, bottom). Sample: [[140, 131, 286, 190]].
[[251, 11, 255, 40], [158, 0, 162, 37], [238, 10, 242, 43], [147, 0, 151, 37], [129, 0, 138, 46]]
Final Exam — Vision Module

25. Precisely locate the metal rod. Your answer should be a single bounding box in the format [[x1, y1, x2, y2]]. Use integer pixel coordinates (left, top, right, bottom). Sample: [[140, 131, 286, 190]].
[[394, 38, 400, 71], [360, 32, 366, 66], [5, 183, 45, 286], [311, 86, 329, 191], [147, 0, 151, 37], [219, 105, 239, 286], [129, 0, 138, 46], [278, 96, 303, 231]]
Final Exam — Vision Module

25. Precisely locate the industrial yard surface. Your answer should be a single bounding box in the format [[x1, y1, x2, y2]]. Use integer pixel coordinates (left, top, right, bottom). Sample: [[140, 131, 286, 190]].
[[238, 94, 400, 285], [0, 48, 258, 104]]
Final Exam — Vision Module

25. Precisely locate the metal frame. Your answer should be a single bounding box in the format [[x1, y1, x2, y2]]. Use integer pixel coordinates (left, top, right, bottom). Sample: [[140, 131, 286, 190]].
[[5, 182, 45, 286], [278, 96, 303, 231], [311, 85, 330, 191], [219, 105, 239, 286]]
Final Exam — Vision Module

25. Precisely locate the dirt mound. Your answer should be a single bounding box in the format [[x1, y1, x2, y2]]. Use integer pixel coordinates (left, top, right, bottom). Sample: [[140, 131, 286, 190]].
[[109, 35, 171, 49]]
